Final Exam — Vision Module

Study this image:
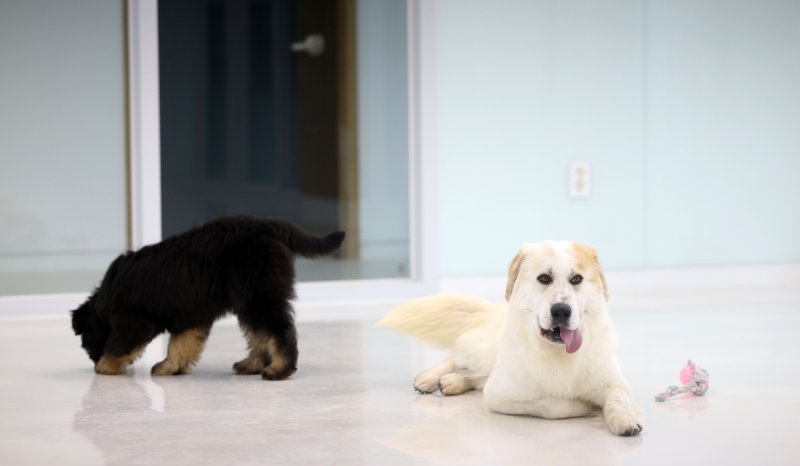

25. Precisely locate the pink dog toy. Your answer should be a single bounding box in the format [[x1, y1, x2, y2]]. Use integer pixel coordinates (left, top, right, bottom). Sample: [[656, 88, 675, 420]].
[[655, 360, 709, 402]]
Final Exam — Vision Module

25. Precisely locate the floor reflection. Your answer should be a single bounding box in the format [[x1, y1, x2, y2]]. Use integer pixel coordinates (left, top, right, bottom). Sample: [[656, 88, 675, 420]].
[[73, 322, 370, 465], [657, 394, 711, 420], [381, 392, 642, 466]]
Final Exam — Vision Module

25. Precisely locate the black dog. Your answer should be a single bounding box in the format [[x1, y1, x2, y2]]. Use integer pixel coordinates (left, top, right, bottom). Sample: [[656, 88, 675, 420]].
[[71, 216, 344, 380]]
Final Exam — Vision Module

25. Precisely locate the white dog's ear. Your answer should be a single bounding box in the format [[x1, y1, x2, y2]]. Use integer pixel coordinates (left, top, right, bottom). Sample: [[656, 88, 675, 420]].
[[575, 244, 609, 302], [598, 266, 609, 302], [505, 250, 524, 301]]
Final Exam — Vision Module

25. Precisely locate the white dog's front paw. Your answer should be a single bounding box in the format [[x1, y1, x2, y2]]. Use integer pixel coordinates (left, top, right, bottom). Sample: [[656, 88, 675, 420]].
[[603, 386, 644, 436], [438, 373, 470, 396], [605, 409, 643, 436], [413, 371, 440, 394]]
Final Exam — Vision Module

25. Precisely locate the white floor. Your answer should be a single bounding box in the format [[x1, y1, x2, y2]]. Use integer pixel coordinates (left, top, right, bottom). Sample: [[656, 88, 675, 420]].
[[1, 288, 800, 465]]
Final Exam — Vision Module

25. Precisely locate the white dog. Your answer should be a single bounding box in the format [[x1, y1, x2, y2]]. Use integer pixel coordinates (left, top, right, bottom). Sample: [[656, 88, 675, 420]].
[[379, 241, 643, 436]]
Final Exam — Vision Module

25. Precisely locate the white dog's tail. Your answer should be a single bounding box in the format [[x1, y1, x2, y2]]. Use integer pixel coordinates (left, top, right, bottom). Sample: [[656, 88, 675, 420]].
[[377, 294, 500, 348]]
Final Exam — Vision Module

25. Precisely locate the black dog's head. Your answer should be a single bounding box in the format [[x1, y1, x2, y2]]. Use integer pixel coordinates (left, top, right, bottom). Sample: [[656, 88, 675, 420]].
[[71, 293, 108, 364], [72, 252, 133, 363]]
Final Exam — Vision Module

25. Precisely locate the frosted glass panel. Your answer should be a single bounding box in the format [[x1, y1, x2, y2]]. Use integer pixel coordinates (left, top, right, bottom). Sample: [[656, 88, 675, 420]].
[[0, 0, 128, 296]]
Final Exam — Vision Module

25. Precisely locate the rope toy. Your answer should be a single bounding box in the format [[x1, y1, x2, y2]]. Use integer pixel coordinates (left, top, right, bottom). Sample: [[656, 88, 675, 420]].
[[655, 360, 709, 402]]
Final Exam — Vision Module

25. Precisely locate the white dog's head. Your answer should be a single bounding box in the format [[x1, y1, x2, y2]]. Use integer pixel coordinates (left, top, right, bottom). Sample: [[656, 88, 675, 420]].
[[505, 241, 608, 354]]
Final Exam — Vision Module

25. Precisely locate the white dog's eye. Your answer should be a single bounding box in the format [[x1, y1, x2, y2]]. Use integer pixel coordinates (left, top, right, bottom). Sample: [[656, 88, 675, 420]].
[[537, 274, 553, 285], [570, 275, 583, 285]]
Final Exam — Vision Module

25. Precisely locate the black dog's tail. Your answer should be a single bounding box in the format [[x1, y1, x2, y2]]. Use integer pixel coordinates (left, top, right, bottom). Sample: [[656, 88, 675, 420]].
[[267, 221, 346, 258]]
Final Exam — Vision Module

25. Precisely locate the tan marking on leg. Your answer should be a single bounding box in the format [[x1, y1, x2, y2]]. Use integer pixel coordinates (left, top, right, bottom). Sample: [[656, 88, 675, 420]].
[[95, 346, 145, 375], [151, 328, 209, 376], [233, 327, 269, 374], [262, 337, 292, 380]]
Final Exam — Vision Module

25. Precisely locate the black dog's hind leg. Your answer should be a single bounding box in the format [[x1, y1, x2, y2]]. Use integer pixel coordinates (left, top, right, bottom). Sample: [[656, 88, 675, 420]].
[[151, 326, 211, 376], [233, 323, 269, 375], [260, 323, 298, 380], [233, 299, 298, 380]]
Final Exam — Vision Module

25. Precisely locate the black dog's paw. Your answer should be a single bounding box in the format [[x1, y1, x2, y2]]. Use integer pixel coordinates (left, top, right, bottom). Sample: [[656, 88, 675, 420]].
[[233, 357, 265, 375], [151, 360, 185, 376], [261, 365, 296, 381]]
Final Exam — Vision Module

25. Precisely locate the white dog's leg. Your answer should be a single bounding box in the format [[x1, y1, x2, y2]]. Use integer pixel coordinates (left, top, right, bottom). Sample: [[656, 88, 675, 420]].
[[594, 383, 644, 436], [487, 397, 596, 419], [438, 370, 486, 396], [413, 357, 455, 393]]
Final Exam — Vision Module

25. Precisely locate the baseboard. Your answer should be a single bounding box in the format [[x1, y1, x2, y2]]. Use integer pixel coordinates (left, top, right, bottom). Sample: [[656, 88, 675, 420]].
[[0, 275, 432, 321], [0, 293, 87, 320], [3, 262, 798, 321], [0, 291, 404, 323]]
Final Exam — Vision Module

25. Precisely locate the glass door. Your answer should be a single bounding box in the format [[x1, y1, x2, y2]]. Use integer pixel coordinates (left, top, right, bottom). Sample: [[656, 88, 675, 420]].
[[0, 0, 128, 297], [158, 0, 410, 281]]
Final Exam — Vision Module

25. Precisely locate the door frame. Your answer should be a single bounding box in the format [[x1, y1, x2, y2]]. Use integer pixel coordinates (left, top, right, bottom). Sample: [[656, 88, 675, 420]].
[[129, 0, 439, 305]]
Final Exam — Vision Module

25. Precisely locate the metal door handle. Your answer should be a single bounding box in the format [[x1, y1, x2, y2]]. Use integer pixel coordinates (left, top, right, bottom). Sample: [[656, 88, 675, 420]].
[[291, 33, 326, 57]]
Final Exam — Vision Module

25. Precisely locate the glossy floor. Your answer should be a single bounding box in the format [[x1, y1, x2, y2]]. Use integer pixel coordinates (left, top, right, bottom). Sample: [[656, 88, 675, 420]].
[[1, 289, 799, 465]]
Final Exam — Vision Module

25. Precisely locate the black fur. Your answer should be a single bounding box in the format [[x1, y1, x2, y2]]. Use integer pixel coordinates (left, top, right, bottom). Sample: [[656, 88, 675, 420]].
[[71, 216, 345, 378]]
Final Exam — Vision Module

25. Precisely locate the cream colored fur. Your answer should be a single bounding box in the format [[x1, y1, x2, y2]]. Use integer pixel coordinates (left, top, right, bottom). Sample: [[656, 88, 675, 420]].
[[378, 294, 501, 348], [378, 241, 644, 436]]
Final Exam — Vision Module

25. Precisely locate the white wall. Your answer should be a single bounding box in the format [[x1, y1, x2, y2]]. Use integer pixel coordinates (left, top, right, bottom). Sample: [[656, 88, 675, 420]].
[[436, 0, 800, 277], [644, 0, 800, 266], [0, 0, 127, 293]]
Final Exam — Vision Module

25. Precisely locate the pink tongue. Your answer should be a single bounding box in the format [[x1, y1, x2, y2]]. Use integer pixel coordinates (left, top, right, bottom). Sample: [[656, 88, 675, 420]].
[[560, 328, 583, 354]]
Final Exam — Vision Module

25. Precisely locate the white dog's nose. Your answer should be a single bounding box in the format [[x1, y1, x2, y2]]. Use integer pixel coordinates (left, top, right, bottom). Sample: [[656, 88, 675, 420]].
[[550, 303, 572, 325]]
